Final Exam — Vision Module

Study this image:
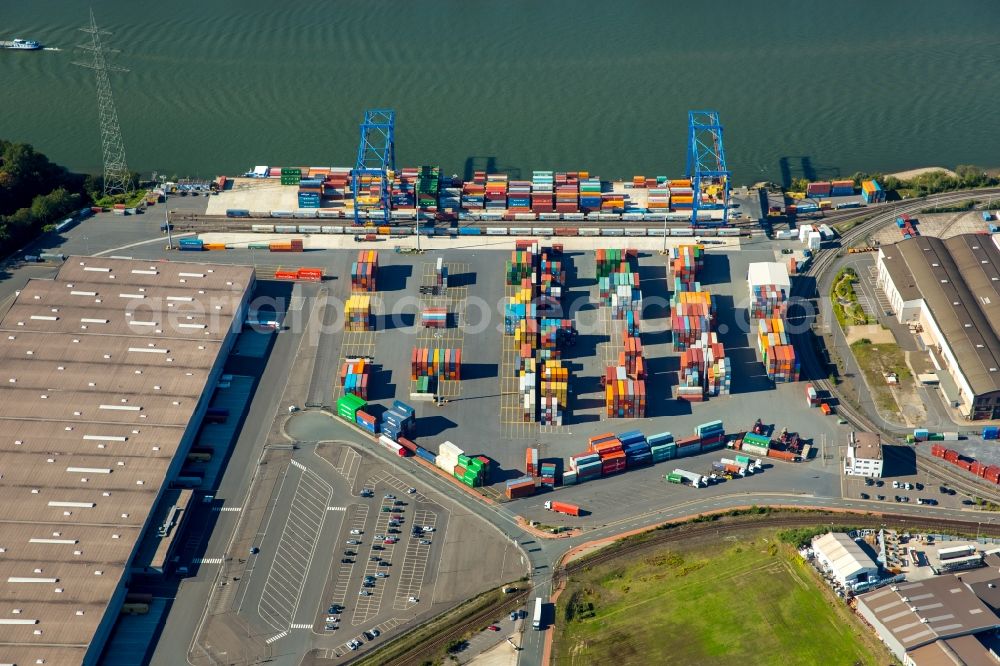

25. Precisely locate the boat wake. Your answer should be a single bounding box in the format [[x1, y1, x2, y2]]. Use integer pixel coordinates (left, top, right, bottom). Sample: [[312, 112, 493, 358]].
[[43, 47, 60, 51]]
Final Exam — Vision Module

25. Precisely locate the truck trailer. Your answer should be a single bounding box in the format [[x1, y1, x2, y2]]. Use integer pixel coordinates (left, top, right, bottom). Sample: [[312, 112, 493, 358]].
[[544, 500, 582, 516]]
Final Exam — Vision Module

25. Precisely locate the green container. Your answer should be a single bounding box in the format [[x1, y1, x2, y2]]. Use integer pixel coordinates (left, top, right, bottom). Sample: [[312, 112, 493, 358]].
[[466, 459, 483, 472], [457, 454, 471, 467], [735, 454, 751, 465], [416, 376, 431, 393], [281, 168, 302, 176], [337, 393, 366, 422], [928, 433, 945, 441], [248, 243, 270, 249], [905, 434, 916, 444], [667, 473, 683, 484]]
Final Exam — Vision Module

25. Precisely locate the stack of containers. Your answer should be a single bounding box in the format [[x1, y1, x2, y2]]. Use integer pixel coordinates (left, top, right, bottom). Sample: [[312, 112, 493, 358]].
[[604, 365, 646, 418], [589, 434, 627, 475], [676, 332, 731, 399], [298, 178, 323, 208], [454, 454, 486, 487], [618, 430, 652, 468], [439, 182, 461, 211], [345, 294, 373, 331], [647, 187, 670, 210], [435, 258, 450, 289], [670, 245, 704, 290], [805, 384, 820, 407], [758, 319, 800, 382], [411, 348, 462, 380], [461, 173, 486, 210], [671, 291, 714, 351], [601, 192, 625, 211], [505, 475, 537, 499], [749, 284, 788, 320], [351, 250, 378, 292], [861, 179, 884, 203], [675, 434, 702, 457], [579, 177, 602, 211], [508, 180, 532, 212], [268, 239, 304, 252], [436, 441, 462, 476], [417, 166, 440, 210], [280, 167, 301, 186], [505, 247, 535, 285], [606, 272, 643, 320], [668, 179, 693, 211], [620, 335, 646, 379], [595, 249, 634, 278], [380, 400, 415, 442], [520, 370, 537, 422], [391, 167, 417, 208], [831, 180, 855, 196], [525, 447, 539, 477], [485, 174, 508, 210], [539, 462, 556, 487], [355, 409, 378, 434], [421, 306, 448, 328], [531, 171, 554, 213], [648, 432, 676, 462], [337, 393, 366, 424], [805, 182, 832, 199], [696, 420, 726, 451], [540, 361, 568, 426], [555, 172, 579, 213], [740, 432, 771, 457], [340, 359, 371, 399], [569, 452, 602, 482]]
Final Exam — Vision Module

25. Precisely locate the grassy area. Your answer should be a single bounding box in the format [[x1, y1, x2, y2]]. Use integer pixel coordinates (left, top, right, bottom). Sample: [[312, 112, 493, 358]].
[[920, 200, 979, 214], [831, 268, 873, 328], [554, 532, 890, 666], [92, 189, 148, 209], [850, 339, 911, 416]]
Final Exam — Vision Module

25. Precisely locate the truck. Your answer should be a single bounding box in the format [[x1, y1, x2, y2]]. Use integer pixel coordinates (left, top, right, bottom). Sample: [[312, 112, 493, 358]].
[[532, 597, 543, 630], [544, 501, 581, 517], [720, 458, 751, 475], [670, 469, 706, 487]]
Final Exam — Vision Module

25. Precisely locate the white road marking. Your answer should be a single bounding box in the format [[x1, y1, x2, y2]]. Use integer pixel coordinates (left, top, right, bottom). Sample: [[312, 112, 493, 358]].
[[328, 506, 347, 511], [193, 557, 224, 564], [290, 623, 312, 630], [264, 630, 288, 644], [212, 506, 242, 512]]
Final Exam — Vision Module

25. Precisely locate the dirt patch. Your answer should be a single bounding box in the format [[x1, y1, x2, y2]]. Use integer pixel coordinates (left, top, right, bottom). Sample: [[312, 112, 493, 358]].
[[844, 324, 894, 345], [886, 167, 957, 180]]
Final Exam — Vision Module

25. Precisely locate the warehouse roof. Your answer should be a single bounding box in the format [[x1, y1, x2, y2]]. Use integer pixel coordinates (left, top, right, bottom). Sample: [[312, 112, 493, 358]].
[[858, 577, 1000, 653], [907, 635, 995, 666], [813, 532, 878, 579], [747, 262, 791, 289], [879, 247, 922, 302], [0, 257, 252, 663], [850, 431, 882, 461], [881, 235, 1000, 396]]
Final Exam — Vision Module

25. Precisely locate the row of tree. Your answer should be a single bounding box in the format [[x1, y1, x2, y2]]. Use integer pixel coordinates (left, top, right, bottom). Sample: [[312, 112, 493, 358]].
[[849, 165, 1000, 197], [0, 140, 101, 257]]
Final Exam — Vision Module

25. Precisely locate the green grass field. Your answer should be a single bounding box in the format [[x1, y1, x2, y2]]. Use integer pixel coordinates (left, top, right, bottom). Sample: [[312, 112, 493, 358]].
[[554, 534, 891, 666]]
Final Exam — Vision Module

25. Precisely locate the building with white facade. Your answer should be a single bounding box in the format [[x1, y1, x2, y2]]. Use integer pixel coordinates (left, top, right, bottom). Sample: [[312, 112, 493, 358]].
[[844, 431, 883, 477], [812, 532, 880, 590]]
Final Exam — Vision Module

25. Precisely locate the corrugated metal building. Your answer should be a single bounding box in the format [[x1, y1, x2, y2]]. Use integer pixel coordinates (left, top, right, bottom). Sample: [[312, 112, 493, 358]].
[[877, 234, 1000, 419], [856, 577, 1000, 665], [0, 257, 253, 665], [812, 532, 879, 589]]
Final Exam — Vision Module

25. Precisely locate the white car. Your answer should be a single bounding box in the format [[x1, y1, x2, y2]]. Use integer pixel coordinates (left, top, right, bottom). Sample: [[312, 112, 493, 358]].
[[350, 529, 363, 535], [422, 526, 435, 532], [892, 481, 900, 489], [408, 596, 418, 603], [326, 616, 338, 623], [407, 487, 416, 494], [375, 572, 388, 578], [370, 628, 381, 638]]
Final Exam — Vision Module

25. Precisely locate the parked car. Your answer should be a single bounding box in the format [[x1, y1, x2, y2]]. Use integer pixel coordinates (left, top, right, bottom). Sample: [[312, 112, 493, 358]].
[[419, 539, 432, 545], [328, 605, 340, 614], [344, 550, 356, 557], [422, 526, 435, 532], [372, 545, 384, 551], [865, 478, 874, 487], [384, 494, 396, 500], [384, 538, 397, 544], [488, 625, 501, 631], [341, 558, 353, 564], [963, 499, 976, 506], [915, 483, 924, 491], [359, 590, 371, 596], [350, 529, 363, 535], [370, 556, 381, 562], [325, 623, 337, 631], [378, 561, 391, 567], [407, 487, 416, 494], [877, 495, 885, 501], [860, 493, 869, 500], [375, 572, 388, 578], [346, 539, 361, 545], [892, 481, 900, 489]]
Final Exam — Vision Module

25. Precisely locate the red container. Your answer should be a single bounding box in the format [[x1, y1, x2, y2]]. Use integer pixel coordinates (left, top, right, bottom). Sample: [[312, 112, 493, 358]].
[[931, 444, 946, 458], [768, 449, 798, 462], [506, 481, 536, 500], [397, 436, 417, 454]]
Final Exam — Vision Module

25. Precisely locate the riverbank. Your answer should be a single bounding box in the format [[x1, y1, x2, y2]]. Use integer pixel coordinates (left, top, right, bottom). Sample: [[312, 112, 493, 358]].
[[887, 166, 958, 179]]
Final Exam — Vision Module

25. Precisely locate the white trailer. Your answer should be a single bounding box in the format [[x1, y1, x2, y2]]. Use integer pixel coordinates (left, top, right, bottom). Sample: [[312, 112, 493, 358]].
[[672, 469, 707, 487]]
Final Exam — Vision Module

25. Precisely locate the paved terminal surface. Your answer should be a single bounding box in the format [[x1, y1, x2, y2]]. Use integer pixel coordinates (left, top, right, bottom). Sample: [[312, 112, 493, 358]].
[[6, 197, 1000, 666]]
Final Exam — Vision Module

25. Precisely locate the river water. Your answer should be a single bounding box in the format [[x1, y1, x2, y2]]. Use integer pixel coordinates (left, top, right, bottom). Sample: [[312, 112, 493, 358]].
[[3, 0, 999, 185]]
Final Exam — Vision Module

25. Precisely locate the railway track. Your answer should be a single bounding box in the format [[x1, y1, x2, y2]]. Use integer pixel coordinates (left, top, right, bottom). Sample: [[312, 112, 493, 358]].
[[794, 188, 1000, 501], [360, 510, 1000, 666]]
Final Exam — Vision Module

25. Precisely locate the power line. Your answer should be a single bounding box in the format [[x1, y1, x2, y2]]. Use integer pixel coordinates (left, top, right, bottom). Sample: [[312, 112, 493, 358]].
[[72, 8, 133, 197]]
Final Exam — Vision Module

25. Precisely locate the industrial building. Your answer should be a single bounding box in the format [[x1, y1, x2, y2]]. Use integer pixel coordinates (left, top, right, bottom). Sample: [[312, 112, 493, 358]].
[[812, 532, 880, 590], [877, 234, 1000, 419], [0, 257, 253, 665], [856, 576, 1000, 665], [843, 431, 883, 478]]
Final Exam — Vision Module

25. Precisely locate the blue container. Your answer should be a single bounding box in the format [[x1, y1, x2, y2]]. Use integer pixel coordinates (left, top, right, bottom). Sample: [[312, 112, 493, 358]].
[[983, 426, 999, 440], [617, 430, 646, 446], [647, 432, 674, 446], [415, 447, 436, 463]]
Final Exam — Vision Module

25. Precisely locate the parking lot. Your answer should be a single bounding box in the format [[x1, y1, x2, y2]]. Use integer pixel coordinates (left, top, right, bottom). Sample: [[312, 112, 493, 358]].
[[841, 467, 973, 511]]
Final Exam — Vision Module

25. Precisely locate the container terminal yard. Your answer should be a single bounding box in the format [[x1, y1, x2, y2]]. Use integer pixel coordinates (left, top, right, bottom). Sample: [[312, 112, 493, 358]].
[[3, 111, 1000, 666]]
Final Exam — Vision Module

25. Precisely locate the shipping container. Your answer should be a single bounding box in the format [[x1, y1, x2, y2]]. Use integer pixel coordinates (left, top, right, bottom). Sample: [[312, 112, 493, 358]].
[[544, 501, 582, 516]]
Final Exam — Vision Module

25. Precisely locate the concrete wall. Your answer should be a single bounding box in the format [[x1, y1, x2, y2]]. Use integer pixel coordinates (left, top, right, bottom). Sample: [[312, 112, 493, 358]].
[[876, 254, 921, 322]]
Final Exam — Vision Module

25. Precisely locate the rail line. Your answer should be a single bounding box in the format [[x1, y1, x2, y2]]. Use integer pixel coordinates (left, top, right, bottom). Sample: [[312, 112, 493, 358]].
[[795, 188, 1000, 501]]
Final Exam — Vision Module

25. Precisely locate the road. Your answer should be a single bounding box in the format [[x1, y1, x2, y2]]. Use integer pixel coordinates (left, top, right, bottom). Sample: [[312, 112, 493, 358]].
[[9, 188, 1000, 666]]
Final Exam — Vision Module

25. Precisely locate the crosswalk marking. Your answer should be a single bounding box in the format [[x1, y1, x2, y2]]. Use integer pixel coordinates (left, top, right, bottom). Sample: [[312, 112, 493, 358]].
[[327, 506, 346, 511], [193, 557, 223, 564], [265, 630, 288, 644], [212, 506, 242, 512], [290, 623, 312, 630], [290, 459, 306, 471]]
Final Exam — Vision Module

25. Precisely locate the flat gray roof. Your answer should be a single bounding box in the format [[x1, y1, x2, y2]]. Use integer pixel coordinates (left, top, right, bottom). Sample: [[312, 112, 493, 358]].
[[880, 235, 1000, 397], [907, 634, 994, 666], [858, 576, 1000, 652], [0, 257, 252, 661]]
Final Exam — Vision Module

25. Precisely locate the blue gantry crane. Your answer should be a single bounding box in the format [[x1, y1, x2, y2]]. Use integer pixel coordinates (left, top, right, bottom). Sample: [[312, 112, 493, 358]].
[[685, 110, 730, 227], [352, 108, 396, 226]]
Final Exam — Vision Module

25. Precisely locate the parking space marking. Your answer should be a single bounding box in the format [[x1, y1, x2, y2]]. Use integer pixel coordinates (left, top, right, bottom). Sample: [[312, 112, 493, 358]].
[[330, 446, 362, 487], [329, 505, 368, 608], [376, 473, 434, 505], [393, 509, 436, 609], [257, 466, 333, 631], [351, 497, 399, 624], [337, 618, 406, 656], [500, 282, 539, 439]]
